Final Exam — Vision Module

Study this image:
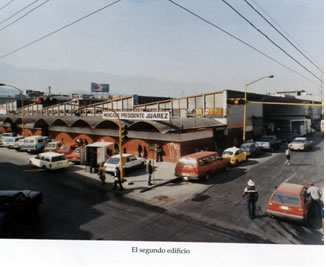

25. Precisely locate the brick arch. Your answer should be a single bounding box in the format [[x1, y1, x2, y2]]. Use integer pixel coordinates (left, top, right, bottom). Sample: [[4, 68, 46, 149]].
[[55, 132, 74, 145], [33, 130, 42, 136], [23, 129, 33, 137], [0, 126, 5, 133]]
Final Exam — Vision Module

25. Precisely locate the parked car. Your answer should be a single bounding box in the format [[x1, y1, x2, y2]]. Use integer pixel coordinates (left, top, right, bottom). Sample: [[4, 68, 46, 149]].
[[29, 152, 70, 170], [104, 153, 145, 174], [266, 183, 311, 225], [13, 138, 26, 151], [21, 136, 49, 153], [174, 151, 230, 181], [66, 147, 82, 164], [0, 190, 43, 237], [288, 137, 313, 151], [256, 135, 282, 152], [4, 136, 24, 149], [240, 142, 263, 158], [222, 147, 247, 166], [57, 144, 77, 155], [0, 132, 16, 139], [44, 141, 62, 152]]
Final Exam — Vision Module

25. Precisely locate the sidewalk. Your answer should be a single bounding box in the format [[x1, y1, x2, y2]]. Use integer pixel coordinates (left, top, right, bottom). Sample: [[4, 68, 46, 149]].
[[71, 161, 210, 209]]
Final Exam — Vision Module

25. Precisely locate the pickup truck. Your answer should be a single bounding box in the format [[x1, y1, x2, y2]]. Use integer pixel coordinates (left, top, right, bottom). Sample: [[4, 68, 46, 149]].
[[255, 135, 282, 152]]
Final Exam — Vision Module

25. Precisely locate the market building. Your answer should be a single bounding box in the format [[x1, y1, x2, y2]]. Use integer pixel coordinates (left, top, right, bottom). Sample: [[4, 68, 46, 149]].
[[0, 89, 322, 162]]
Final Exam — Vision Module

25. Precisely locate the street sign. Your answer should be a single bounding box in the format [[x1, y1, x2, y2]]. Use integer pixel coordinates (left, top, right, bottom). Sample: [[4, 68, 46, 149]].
[[103, 111, 170, 121]]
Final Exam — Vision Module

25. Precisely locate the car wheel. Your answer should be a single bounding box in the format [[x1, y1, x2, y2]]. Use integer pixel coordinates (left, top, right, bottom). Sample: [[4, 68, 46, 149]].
[[204, 172, 211, 181], [140, 162, 145, 168], [235, 160, 239, 167], [224, 163, 230, 171]]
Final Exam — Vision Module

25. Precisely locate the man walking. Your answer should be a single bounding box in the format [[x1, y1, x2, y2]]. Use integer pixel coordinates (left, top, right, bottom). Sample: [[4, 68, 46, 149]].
[[146, 160, 153, 186], [137, 144, 142, 158], [307, 182, 322, 221], [285, 144, 291, 166], [113, 166, 124, 191], [242, 179, 259, 219]]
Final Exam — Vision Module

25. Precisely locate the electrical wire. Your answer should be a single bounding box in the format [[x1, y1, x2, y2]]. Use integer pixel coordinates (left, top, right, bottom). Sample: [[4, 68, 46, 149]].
[[0, 0, 15, 11], [0, 0, 51, 32], [0, 0, 122, 59], [244, 0, 323, 74], [167, 0, 321, 87], [221, 0, 322, 83], [0, 0, 41, 25], [251, 0, 322, 71]]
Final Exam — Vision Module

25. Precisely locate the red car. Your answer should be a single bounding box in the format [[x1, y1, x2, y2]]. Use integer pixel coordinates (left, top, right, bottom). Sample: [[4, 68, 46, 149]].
[[175, 151, 229, 181], [66, 147, 81, 163], [57, 145, 77, 156], [266, 183, 311, 224]]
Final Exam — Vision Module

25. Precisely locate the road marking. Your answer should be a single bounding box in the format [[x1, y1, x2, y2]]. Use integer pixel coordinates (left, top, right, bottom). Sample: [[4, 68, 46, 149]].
[[284, 173, 296, 183]]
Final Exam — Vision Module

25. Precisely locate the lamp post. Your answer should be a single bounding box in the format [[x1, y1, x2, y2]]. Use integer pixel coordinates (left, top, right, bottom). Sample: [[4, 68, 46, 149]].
[[243, 75, 274, 143], [0, 83, 25, 136]]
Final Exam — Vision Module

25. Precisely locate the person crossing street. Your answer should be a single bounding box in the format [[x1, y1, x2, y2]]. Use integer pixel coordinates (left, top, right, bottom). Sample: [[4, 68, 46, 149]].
[[242, 179, 259, 219]]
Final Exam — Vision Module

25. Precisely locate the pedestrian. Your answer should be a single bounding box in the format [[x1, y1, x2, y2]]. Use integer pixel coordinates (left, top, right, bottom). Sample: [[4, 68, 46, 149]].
[[76, 138, 81, 147], [307, 182, 322, 222], [242, 179, 259, 219], [80, 138, 84, 146], [143, 147, 148, 159], [90, 152, 97, 173], [146, 160, 153, 186], [84, 139, 88, 145], [113, 166, 124, 190], [285, 145, 291, 166], [137, 144, 142, 158], [98, 163, 106, 185]]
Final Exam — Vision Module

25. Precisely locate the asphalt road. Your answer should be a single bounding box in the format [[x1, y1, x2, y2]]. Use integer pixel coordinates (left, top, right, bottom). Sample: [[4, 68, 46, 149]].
[[0, 133, 323, 244]]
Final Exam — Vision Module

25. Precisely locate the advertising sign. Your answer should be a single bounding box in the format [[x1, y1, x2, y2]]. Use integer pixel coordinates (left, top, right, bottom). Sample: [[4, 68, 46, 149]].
[[103, 112, 170, 121], [91, 83, 110, 93]]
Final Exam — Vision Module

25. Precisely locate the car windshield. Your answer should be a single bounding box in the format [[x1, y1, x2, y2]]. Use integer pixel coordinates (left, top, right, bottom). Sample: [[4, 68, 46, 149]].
[[73, 149, 80, 154], [293, 140, 305, 144], [46, 144, 56, 148], [107, 157, 120, 164], [223, 151, 234, 156], [272, 192, 301, 206], [59, 146, 69, 151], [240, 145, 251, 151]]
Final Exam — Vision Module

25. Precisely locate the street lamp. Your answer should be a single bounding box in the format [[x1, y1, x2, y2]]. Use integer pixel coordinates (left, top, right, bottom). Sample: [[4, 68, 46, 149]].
[[0, 83, 25, 136], [243, 75, 274, 143]]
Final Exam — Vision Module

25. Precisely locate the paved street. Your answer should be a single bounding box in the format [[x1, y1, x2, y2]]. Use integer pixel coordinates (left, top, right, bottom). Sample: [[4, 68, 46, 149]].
[[0, 133, 323, 244]]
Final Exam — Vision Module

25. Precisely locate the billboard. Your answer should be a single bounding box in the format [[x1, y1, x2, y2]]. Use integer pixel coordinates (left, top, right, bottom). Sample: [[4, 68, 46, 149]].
[[91, 83, 110, 93]]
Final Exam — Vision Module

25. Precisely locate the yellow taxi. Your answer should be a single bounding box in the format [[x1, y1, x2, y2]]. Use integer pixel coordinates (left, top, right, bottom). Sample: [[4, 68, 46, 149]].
[[222, 146, 247, 166], [44, 141, 62, 152]]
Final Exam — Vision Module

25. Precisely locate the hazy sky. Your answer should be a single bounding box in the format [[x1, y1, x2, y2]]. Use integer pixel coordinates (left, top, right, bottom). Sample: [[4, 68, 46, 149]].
[[0, 0, 324, 97]]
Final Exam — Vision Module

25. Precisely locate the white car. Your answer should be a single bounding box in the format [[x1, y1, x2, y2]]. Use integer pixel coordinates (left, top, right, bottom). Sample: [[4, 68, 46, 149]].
[[103, 154, 146, 174], [288, 137, 313, 151], [29, 152, 70, 170], [5, 136, 24, 149]]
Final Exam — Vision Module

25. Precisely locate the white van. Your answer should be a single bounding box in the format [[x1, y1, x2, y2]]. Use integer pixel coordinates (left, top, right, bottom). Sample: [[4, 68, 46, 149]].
[[29, 152, 70, 170], [20, 136, 49, 153], [1, 132, 16, 139]]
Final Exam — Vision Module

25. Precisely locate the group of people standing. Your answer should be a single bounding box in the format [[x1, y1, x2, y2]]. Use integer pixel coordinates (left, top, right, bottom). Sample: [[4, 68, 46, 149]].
[[76, 138, 88, 147]]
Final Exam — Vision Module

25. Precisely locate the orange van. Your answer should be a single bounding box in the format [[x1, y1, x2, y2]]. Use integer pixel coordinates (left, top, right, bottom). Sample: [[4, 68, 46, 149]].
[[174, 151, 230, 181]]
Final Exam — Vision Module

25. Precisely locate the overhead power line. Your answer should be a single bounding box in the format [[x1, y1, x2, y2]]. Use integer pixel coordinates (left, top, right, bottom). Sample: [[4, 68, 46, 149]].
[[221, 0, 322, 83], [0, 0, 41, 25], [0, 0, 51, 32], [244, 0, 323, 74], [167, 0, 321, 87], [0, 0, 122, 59], [0, 0, 15, 11], [251, 0, 323, 72]]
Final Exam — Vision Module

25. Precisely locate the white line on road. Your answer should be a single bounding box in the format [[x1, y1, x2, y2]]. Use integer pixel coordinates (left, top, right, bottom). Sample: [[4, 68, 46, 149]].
[[284, 173, 296, 183]]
